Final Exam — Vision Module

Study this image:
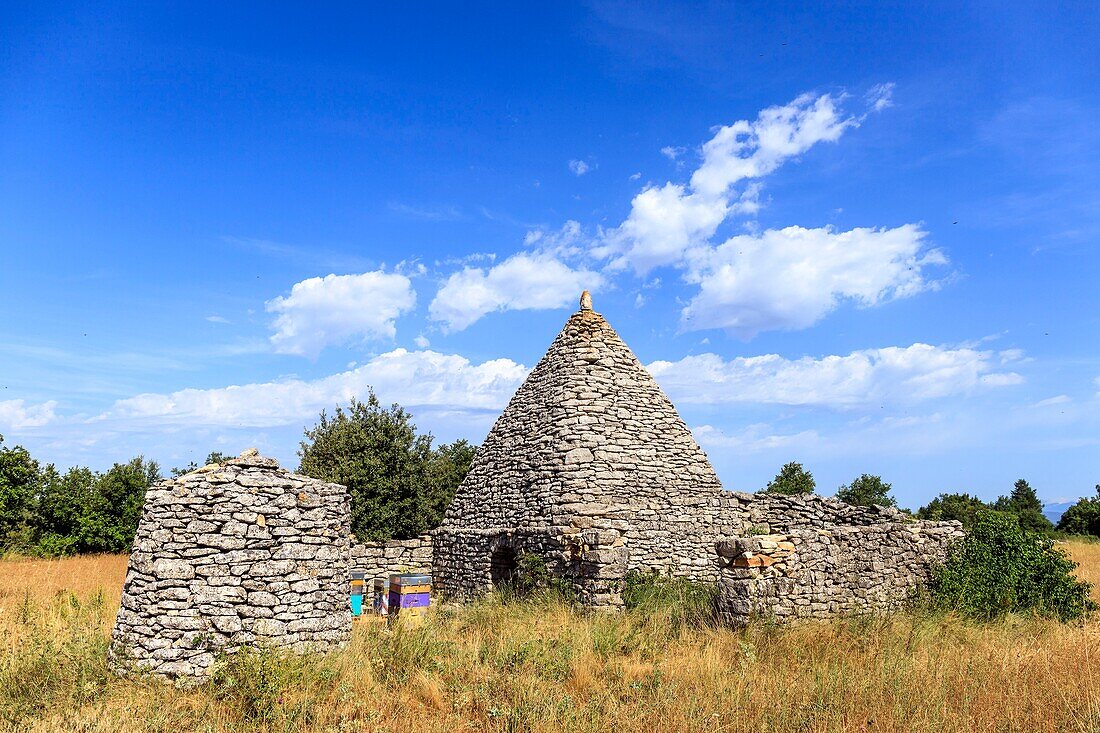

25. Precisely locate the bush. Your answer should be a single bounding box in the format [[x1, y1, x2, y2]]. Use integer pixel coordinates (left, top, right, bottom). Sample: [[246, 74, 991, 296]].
[[763, 461, 815, 495], [836, 473, 896, 507], [929, 510, 1095, 621], [621, 570, 717, 630], [1056, 484, 1100, 537]]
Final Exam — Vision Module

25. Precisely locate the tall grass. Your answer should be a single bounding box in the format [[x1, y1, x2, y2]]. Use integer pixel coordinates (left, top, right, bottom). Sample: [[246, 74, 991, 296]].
[[0, 548, 1097, 732]]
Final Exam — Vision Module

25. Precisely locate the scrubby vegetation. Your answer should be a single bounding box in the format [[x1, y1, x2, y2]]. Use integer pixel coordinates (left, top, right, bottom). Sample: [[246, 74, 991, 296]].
[[835, 473, 896, 507], [928, 510, 1096, 621], [1, 551, 1098, 732]]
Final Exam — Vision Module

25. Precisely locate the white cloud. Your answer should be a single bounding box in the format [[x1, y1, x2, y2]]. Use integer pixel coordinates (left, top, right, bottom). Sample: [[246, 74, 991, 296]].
[[429, 252, 604, 332], [598, 92, 857, 274], [648, 343, 1023, 409], [414, 335, 430, 348], [97, 349, 527, 429], [866, 82, 896, 112], [266, 271, 416, 357], [568, 159, 591, 176], [0, 399, 58, 431], [1033, 395, 1071, 407], [660, 145, 686, 161], [205, 315, 230, 324], [680, 224, 947, 336]]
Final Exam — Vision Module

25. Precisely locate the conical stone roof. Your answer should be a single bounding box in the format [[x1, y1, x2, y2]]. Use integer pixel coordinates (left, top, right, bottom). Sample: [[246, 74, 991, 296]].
[[442, 292, 722, 534]]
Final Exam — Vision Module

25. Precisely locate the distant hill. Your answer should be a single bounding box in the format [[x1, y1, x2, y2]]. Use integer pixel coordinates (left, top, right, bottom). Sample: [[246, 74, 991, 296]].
[[1043, 502, 1074, 525]]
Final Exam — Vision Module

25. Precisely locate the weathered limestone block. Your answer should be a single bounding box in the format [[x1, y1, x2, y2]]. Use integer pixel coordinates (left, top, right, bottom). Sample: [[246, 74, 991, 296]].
[[110, 450, 351, 683]]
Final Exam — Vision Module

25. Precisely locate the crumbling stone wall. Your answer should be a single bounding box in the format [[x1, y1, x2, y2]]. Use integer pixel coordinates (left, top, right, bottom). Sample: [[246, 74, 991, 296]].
[[577, 489, 930, 585], [350, 534, 433, 584], [715, 520, 964, 626], [110, 451, 351, 681]]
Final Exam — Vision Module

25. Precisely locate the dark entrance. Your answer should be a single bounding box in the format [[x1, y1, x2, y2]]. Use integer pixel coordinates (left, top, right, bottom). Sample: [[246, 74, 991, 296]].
[[490, 545, 519, 588]]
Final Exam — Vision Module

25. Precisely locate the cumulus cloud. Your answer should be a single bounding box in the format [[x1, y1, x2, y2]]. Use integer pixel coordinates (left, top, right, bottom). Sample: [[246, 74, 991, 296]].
[[429, 252, 604, 332], [429, 88, 933, 336], [0, 399, 58, 431], [568, 159, 591, 176], [598, 92, 857, 274], [98, 349, 527, 428], [266, 271, 416, 357], [648, 343, 1023, 409], [680, 224, 947, 336]]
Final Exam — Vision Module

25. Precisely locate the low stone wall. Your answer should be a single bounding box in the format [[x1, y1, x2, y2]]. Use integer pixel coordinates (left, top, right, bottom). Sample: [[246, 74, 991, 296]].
[[350, 534, 433, 585], [715, 520, 963, 626], [110, 452, 350, 682], [600, 489, 919, 585]]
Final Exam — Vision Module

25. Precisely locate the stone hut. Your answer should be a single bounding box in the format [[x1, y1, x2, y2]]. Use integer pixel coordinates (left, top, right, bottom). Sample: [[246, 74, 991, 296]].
[[431, 292, 962, 610], [110, 450, 351, 681]]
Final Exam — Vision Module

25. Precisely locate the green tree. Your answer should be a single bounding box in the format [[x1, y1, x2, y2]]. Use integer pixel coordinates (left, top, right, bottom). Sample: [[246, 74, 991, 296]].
[[35, 465, 95, 555], [994, 479, 1054, 533], [35, 458, 159, 555], [298, 392, 475, 541], [916, 492, 990, 529], [764, 462, 815, 495], [836, 474, 896, 507], [423, 439, 476, 529], [0, 435, 41, 552], [929, 510, 1095, 621], [1056, 484, 1100, 537]]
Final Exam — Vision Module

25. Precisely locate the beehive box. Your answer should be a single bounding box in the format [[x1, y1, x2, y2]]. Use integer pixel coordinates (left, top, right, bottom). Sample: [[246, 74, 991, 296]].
[[388, 574, 431, 625]]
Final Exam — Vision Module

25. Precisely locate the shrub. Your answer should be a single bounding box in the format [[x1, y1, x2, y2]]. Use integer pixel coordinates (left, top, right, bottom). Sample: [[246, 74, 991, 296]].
[[621, 570, 717, 629], [836, 474, 896, 507], [763, 461, 815, 495], [928, 510, 1096, 621], [1056, 484, 1100, 537], [916, 492, 990, 529]]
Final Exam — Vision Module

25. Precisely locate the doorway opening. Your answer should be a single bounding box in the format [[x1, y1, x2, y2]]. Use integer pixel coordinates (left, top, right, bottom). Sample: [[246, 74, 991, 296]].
[[490, 545, 519, 589]]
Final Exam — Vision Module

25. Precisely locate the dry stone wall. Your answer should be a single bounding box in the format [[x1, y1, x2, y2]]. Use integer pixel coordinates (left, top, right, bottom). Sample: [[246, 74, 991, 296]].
[[715, 520, 964, 626], [110, 451, 351, 682], [350, 534, 433, 584]]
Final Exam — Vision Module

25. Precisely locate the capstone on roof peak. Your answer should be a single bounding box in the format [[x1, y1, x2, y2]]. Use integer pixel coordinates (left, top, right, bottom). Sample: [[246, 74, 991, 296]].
[[579, 290, 593, 311]]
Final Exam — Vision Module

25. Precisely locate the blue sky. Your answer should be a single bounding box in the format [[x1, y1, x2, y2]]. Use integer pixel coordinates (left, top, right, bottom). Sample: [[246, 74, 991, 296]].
[[2, 2, 1098, 510]]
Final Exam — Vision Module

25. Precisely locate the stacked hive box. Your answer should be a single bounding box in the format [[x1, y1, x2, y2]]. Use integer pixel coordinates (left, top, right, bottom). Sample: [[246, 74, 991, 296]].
[[387, 574, 431, 625]]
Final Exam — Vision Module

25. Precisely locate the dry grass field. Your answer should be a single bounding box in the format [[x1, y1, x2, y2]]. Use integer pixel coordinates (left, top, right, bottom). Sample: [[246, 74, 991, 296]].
[[1, 545, 1098, 733]]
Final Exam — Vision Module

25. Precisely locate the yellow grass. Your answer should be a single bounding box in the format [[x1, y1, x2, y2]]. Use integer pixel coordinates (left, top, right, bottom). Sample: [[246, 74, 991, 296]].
[[0, 546, 1097, 733]]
